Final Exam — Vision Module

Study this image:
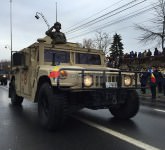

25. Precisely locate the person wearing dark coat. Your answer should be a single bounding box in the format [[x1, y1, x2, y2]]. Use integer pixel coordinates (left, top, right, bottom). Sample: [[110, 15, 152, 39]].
[[148, 68, 157, 100], [162, 74, 165, 96], [154, 48, 159, 56], [154, 68, 163, 93], [140, 69, 149, 94]]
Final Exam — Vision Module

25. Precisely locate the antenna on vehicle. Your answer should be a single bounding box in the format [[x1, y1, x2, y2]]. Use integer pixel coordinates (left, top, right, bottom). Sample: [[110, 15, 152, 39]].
[[56, 2, 57, 22]]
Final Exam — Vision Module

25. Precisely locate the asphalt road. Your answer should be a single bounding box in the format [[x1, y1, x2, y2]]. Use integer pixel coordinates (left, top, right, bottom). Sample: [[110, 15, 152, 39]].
[[0, 86, 165, 150]]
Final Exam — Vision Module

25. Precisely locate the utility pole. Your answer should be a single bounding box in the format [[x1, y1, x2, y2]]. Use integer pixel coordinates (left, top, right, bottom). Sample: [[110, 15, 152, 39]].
[[10, 0, 13, 72]]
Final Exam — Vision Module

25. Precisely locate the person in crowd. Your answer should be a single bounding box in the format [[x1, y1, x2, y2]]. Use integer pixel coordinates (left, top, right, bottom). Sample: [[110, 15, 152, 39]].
[[129, 51, 134, 64], [146, 49, 152, 56], [153, 67, 163, 93], [134, 52, 137, 58], [162, 73, 165, 96], [130, 51, 134, 58], [148, 67, 157, 101], [143, 50, 147, 57], [154, 48, 159, 56], [140, 68, 149, 94], [138, 52, 142, 64], [138, 52, 142, 58]]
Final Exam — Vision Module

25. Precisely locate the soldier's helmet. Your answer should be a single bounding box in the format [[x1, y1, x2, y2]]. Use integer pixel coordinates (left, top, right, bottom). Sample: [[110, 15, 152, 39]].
[[54, 22, 61, 29]]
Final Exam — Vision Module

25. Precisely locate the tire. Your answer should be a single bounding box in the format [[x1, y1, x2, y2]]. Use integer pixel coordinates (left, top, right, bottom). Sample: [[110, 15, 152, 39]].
[[109, 90, 139, 119], [38, 83, 68, 130], [10, 80, 23, 105]]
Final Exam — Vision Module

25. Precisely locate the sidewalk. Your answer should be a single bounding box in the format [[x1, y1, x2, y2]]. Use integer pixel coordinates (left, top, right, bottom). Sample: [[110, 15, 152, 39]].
[[137, 89, 165, 107]]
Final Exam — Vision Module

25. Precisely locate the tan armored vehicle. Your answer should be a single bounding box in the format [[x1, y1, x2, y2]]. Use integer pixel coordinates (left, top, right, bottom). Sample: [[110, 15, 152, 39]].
[[9, 35, 140, 130]]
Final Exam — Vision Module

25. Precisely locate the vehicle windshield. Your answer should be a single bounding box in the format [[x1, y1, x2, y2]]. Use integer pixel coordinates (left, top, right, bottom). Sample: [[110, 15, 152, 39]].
[[75, 53, 101, 65], [44, 49, 70, 64]]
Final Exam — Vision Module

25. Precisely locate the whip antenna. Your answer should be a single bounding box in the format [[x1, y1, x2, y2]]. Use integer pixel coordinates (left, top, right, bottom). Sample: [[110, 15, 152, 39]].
[[56, 2, 57, 22]]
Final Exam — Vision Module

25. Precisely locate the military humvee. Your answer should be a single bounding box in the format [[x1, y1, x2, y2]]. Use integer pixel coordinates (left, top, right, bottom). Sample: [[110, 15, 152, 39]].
[[9, 36, 140, 130]]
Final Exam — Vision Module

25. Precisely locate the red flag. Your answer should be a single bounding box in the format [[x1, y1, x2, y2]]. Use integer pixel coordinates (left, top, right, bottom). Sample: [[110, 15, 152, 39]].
[[48, 66, 60, 78], [151, 73, 156, 83], [48, 71, 60, 78]]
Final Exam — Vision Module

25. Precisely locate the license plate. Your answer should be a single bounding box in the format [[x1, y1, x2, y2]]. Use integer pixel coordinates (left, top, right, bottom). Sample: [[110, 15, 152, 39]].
[[106, 82, 117, 88]]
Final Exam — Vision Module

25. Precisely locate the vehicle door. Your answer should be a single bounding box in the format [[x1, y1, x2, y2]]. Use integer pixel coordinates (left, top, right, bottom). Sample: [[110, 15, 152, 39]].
[[20, 49, 32, 96]]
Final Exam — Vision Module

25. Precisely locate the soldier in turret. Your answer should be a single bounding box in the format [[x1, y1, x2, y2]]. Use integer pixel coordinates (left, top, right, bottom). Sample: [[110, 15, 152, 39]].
[[46, 22, 67, 44]]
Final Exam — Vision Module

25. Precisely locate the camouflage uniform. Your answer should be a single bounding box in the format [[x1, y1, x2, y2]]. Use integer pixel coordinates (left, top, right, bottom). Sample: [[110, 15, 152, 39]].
[[46, 22, 67, 44]]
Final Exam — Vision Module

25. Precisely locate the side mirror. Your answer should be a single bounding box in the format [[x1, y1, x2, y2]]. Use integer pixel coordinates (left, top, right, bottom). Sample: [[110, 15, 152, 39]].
[[12, 52, 25, 66]]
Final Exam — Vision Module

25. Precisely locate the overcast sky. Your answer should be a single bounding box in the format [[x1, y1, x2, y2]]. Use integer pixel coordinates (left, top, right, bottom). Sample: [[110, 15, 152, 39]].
[[0, 0, 159, 60]]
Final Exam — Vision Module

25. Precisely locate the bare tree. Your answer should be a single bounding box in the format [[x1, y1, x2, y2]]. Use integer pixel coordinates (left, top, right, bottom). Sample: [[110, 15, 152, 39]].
[[82, 31, 111, 54], [93, 31, 111, 55], [82, 38, 95, 49], [135, 0, 165, 51]]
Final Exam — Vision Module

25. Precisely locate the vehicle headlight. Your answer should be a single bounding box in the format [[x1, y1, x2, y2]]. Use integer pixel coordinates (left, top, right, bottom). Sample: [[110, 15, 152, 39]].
[[3, 75, 6, 78], [84, 75, 93, 87], [60, 70, 68, 79], [124, 75, 132, 86]]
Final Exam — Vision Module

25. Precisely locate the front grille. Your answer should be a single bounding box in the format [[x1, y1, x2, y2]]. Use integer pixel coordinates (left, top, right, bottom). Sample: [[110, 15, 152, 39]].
[[95, 74, 119, 87], [56, 68, 140, 89]]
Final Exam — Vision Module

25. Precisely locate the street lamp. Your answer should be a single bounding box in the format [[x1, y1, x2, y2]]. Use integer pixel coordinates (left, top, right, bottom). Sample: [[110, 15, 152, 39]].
[[35, 12, 50, 29]]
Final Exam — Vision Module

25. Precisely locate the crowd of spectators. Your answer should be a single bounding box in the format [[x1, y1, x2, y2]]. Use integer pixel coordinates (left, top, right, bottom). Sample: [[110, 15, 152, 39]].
[[140, 66, 165, 100], [123, 47, 165, 59], [105, 48, 165, 100], [106, 47, 165, 69]]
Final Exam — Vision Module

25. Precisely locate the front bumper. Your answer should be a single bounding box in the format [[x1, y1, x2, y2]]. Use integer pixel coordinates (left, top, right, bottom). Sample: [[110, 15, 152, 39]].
[[68, 88, 134, 109], [54, 68, 141, 91]]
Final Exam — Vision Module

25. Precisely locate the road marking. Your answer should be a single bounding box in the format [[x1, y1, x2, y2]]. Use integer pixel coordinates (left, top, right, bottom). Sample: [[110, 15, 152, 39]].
[[74, 116, 160, 150], [154, 109, 165, 113]]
